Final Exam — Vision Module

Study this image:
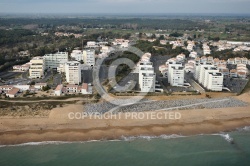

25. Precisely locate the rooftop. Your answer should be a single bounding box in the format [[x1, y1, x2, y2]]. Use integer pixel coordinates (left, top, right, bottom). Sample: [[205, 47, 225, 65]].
[[7, 87, 19, 95]]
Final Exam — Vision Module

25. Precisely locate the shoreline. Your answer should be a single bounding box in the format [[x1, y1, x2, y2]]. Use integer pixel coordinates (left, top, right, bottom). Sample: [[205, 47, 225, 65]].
[[0, 93, 250, 146], [1, 117, 250, 145]]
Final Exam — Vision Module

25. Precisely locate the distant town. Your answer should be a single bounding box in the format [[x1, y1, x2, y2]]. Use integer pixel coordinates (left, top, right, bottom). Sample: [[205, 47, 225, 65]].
[[0, 34, 250, 98]]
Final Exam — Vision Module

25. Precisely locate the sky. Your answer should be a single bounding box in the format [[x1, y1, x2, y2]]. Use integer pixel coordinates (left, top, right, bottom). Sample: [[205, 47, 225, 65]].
[[0, 0, 250, 14]]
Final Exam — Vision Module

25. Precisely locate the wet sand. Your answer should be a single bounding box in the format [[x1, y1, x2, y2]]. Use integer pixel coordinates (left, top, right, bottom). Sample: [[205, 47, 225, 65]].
[[0, 93, 250, 145]]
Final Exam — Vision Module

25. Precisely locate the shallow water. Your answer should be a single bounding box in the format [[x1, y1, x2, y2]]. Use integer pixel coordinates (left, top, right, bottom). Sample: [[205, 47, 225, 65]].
[[0, 128, 250, 166]]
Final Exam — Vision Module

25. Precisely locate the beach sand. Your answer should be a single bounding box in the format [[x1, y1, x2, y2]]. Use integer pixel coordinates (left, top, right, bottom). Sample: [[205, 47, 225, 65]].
[[0, 93, 250, 145]]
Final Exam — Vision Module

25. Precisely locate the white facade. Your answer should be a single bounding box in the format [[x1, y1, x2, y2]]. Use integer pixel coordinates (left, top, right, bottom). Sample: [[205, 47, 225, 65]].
[[194, 62, 213, 81], [199, 65, 218, 85], [29, 57, 45, 79], [83, 50, 95, 66], [65, 61, 81, 85], [87, 41, 97, 48], [71, 50, 84, 61], [139, 62, 156, 92], [44, 52, 68, 69], [13, 85, 30, 92], [207, 72, 223, 91], [189, 51, 198, 58], [54, 84, 63, 96], [168, 63, 184, 87]]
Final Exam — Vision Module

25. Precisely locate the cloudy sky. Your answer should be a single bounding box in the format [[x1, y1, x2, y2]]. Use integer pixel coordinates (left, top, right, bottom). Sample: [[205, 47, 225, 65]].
[[0, 0, 250, 14]]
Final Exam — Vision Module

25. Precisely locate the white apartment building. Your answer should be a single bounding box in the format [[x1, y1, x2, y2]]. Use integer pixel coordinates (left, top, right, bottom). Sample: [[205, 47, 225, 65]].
[[43, 52, 68, 69], [71, 50, 84, 61], [202, 67, 219, 88], [195, 63, 223, 91], [168, 63, 184, 87], [29, 57, 45, 79], [194, 62, 213, 81], [86, 41, 97, 48], [139, 62, 156, 92], [206, 72, 223, 91], [198, 65, 217, 85], [65, 61, 81, 85], [83, 50, 95, 66]]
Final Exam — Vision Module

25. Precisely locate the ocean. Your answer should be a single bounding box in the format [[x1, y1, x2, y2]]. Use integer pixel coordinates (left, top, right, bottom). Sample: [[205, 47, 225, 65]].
[[1, 127, 250, 166]]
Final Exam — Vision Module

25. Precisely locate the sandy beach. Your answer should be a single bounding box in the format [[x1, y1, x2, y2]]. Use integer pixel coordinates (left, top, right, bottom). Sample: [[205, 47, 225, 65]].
[[0, 93, 250, 145]]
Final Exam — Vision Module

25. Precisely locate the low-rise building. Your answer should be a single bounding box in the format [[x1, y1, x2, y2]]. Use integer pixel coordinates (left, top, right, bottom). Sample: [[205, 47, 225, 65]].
[[34, 83, 47, 90], [189, 51, 198, 58], [6, 87, 19, 98], [54, 83, 92, 96], [230, 69, 238, 78], [176, 53, 186, 62], [219, 68, 230, 78], [13, 63, 30, 72]]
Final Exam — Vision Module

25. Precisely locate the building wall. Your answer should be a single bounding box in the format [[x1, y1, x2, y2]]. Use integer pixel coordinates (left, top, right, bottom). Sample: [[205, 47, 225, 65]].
[[65, 61, 81, 85], [44, 52, 68, 69], [139, 62, 156, 92], [207, 73, 223, 91], [29, 57, 45, 79], [83, 50, 95, 66]]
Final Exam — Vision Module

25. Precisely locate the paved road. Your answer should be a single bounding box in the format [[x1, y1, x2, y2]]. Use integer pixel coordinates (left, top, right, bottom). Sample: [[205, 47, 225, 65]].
[[0, 98, 95, 103], [185, 73, 205, 93]]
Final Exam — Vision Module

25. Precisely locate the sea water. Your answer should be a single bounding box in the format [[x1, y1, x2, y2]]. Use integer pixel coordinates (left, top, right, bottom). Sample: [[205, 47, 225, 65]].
[[0, 127, 250, 166]]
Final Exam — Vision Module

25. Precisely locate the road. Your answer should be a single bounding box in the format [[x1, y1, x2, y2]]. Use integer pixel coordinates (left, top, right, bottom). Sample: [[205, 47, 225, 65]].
[[185, 73, 205, 93]]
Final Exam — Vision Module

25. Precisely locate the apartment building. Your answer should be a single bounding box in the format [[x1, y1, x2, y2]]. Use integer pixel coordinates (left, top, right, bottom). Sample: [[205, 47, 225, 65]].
[[83, 50, 95, 66], [29, 56, 45, 79], [43, 52, 68, 69], [203, 67, 219, 88], [139, 62, 156, 92], [71, 50, 84, 61], [206, 72, 224, 91], [168, 62, 184, 87], [194, 62, 213, 81], [65, 61, 82, 85]]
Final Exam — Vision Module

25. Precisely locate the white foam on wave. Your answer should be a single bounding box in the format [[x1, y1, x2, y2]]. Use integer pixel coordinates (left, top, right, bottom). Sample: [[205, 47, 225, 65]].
[[1, 132, 241, 148], [237, 126, 250, 132], [121, 134, 186, 141], [212, 133, 234, 143]]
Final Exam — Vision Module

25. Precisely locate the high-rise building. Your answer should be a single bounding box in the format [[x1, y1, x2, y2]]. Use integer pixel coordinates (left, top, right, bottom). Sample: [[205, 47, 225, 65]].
[[207, 72, 223, 91], [71, 50, 83, 61], [168, 62, 184, 87], [83, 50, 95, 66], [139, 62, 156, 92], [43, 52, 68, 69], [29, 57, 45, 79], [65, 61, 81, 85]]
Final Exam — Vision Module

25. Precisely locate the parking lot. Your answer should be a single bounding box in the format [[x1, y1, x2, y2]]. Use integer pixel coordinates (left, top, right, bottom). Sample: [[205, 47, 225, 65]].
[[223, 78, 249, 93]]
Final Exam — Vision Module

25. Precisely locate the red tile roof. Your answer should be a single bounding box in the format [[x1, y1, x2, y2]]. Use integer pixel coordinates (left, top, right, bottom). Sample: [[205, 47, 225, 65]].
[[7, 87, 19, 95]]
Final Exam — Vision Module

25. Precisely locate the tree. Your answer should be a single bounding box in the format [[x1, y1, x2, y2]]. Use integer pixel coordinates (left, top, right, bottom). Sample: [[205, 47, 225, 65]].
[[29, 81, 36, 85], [159, 35, 165, 40], [42, 85, 50, 91]]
